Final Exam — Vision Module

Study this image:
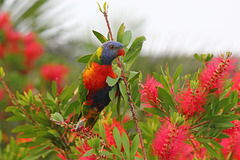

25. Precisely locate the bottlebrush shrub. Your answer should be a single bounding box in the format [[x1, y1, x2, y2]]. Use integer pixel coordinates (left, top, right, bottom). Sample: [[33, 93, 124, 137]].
[[0, 12, 70, 149], [0, 12, 43, 71], [0, 12, 44, 98], [1, 7, 240, 160]]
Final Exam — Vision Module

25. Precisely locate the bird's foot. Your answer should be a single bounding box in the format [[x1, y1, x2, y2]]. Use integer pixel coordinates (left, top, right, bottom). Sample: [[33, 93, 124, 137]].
[[75, 118, 86, 131]]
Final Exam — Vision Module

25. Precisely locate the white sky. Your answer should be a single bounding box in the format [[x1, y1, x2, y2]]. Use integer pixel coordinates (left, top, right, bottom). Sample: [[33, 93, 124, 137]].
[[48, 0, 240, 56]]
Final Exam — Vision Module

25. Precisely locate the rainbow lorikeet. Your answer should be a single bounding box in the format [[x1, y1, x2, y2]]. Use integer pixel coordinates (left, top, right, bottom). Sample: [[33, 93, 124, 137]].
[[76, 41, 125, 130]]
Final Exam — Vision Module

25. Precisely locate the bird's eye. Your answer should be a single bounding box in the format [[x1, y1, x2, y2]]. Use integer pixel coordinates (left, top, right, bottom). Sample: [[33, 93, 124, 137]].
[[109, 45, 114, 49]]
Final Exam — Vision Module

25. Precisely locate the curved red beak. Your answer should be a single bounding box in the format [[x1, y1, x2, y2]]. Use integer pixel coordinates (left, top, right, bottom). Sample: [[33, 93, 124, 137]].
[[118, 48, 125, 57]]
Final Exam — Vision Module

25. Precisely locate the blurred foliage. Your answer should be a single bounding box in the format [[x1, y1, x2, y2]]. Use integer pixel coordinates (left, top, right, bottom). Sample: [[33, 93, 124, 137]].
[[2, 1, 240, 160]]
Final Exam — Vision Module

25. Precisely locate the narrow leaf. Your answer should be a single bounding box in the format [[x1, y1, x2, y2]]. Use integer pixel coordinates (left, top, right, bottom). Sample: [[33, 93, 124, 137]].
[[203, 142, 219, 158], [158, 87, 176, 109], [92, 30, 107, 43], [122, 30, 132, 46], [131, 134, 140, 159], [122, 131, 130, 159], [113, 127, 122, 150], [99, 121, 106, 142], [210, 139, 224, 149], [143, 108, 167, 117], [50, 112, 64, 122], [117, 23, 125, 43], [76, 54, 93, 64], [172, 64, 183, 83]]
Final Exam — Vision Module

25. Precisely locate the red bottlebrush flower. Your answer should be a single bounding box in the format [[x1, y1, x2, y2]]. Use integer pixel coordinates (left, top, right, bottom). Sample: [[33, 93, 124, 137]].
[[40, 63, 69, 85], [24, 83, 35, 93], [199, 56, 237, 94], [0, 12, 11, 29], [178, 88, 207, 118], [76, 140, 96, 160], [140, 75, 162, 109], [56, 154, 67, 160], [5, 28, 22, 43], [231, 72, 240, 98], [23, 33, 35, 45], [178, 139, 207, 160], [152, 122, 189, 160], [24, 41, 43, 67], [221, 120, 240, 159]]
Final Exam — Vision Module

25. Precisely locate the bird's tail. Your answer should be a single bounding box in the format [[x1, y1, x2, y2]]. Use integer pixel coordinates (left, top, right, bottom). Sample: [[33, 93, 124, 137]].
[[76, 107, 100, 131], [84, 114, 100, 130]]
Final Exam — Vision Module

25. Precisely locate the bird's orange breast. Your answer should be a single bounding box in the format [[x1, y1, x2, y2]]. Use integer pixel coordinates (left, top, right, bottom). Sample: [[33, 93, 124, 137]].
[[83, 62, 117, 90]]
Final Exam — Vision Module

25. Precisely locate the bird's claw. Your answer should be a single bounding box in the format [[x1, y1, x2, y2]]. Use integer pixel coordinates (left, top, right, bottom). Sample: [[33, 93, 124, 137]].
[[75, 119, 85, 131]]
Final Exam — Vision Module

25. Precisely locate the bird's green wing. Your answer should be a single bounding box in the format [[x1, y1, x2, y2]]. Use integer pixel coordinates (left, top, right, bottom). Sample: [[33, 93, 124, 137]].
[[78, 72, 88, 105], [78, 46, 103, 105]]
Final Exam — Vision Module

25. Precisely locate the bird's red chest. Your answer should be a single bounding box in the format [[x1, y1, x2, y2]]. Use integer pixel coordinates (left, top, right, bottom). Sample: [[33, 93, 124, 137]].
[[83, 62, 117, 90]]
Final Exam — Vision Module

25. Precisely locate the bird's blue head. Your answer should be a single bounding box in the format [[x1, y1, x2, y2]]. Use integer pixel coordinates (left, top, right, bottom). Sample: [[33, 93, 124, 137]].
[[100, 41, 125, 65]]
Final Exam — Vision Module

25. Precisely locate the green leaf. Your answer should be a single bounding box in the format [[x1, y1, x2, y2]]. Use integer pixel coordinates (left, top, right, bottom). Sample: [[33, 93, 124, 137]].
[[203, 142, 219, 158], [210, 139, 224, 149], [15, 0, 47, 25], [223, 103, 236, 114], [63, 100, 80, 117], [92, 30, 107, 43], [193, 53, 203, 62], [124, 120, 135, 130], [17, 132, 37, 139], [50, 112, 64, 122], [124, 36, 146, 70], [5, 106, 18, 113], [217, 133, 230, 139], [97, 2, 103, 13], [101, 150, 113, 157], [76, 54, 93, 64], [12, 124, 35, 133], [203, 115, 239, 122], [130, 134, 140, 159], [172, 64, 182, 83], [111, 145, 122, 159], [109, 85, 118, 101], [128, 71, 139, 83], [122, 131, 130, 159], [59, 83, 76, 106], [214, 122, 235, 128], [153, 72, 161, 82], [158, 87, 176, 110], [143, 108, 167, 117], [159, 75, 170, 92], [122, 30, 132, 46], [7, 115, 25, 121], [83, 149, 94, 157], [106, 67, 121, 87], [51, 81, 57, 97], [103, 2, 107, 11], [119, 81, 128, 101], [196, 138, 209, 143], [117, 23, 125, 43], [48, 129, 60, 138], [113, 127, 122, 150], [99, 121, 106, 142], [23, 149, 54, 160]]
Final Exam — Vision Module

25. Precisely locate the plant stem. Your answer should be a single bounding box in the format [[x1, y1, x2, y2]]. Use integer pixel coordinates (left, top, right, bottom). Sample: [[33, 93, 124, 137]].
[[190, 121, 210, 130], [102, 9, 147, 160], [103, 11, 113, 41], [0, 77, 36, 125]]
